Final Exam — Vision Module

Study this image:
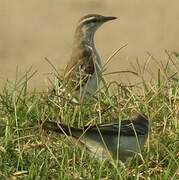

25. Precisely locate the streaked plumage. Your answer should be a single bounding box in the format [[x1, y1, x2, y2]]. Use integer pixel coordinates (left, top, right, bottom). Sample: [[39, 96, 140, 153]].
[[42, 114, 149, 163], [64, 14, 117, 97]]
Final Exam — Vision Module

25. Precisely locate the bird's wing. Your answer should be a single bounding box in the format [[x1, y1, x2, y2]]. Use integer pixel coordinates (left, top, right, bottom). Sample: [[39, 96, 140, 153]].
[[42, 120, 83, 138], [117, 118, 148, 136], [85, 115, 149, 136], [64, 45, 94, 79], [64, 45, 95, 90]]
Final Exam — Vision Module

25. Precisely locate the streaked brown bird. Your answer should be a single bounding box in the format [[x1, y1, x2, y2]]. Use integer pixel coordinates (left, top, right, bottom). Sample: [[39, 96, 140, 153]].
[[42, 114, 149, 163], [64, 14, 117, 98]]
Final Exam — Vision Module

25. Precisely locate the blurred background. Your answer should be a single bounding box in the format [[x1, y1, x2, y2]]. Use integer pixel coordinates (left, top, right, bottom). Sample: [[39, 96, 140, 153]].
[[0, 0, 179, 90]]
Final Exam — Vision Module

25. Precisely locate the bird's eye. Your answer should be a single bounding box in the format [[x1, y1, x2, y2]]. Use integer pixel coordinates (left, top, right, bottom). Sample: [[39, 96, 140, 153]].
[[87, 18, 98, 24], [91, 19, 98, 23]]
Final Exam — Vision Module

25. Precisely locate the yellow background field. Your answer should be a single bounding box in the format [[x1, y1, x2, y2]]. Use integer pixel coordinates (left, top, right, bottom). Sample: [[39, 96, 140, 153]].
[[0, 0, 178, 89]]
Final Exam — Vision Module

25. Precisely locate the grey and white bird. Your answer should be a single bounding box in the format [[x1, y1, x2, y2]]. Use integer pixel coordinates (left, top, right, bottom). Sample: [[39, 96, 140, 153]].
[[64, 14, 117, 98], [42, 114, 149, 163]]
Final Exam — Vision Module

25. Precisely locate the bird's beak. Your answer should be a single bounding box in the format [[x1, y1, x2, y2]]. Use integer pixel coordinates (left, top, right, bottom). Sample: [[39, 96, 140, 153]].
[[103, 16, 118, 22]]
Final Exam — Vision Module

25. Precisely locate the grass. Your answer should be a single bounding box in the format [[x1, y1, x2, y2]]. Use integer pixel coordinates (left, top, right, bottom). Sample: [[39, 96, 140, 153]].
[[0, 51, 179, 179]]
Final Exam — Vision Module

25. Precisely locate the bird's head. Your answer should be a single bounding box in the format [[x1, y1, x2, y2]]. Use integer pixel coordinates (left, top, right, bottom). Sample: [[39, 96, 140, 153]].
[[77, 14, 117, 35]]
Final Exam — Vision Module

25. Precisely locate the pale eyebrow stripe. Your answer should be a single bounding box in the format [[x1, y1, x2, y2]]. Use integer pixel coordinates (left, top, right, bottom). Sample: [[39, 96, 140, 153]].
[[79, 16, 96, 25]]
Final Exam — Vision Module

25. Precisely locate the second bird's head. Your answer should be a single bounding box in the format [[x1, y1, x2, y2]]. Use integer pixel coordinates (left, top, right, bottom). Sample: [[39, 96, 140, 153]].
[[76, 14, 117, 34]]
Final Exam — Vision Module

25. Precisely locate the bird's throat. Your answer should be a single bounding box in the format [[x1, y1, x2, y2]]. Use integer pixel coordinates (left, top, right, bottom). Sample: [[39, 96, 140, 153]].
[[74, 27, 95, 47]]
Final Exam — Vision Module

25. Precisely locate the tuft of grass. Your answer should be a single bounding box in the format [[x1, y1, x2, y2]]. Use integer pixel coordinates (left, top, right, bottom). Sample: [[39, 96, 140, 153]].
[[0, 51, 179, 179]]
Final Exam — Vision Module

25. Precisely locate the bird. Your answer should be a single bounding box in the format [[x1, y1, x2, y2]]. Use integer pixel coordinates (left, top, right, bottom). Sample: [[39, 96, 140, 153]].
[[42, 114, 149, 163], [63, 14, 117, 98]]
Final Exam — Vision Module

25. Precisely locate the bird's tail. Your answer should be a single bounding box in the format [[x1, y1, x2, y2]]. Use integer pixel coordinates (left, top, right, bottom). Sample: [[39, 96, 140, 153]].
[[42, 120, 82, 138]]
